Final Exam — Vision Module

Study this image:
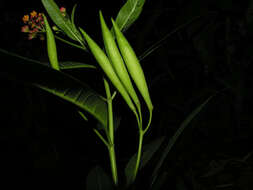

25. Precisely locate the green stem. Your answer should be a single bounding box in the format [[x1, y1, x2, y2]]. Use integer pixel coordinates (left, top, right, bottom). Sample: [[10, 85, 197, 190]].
[[137, 105, 143, 130], [104, 78, 118, 186], [132, 109, 153, 183], [132, 130, 144, 182], [143, 110, 153, 134], [130, 105, 144, 183], [55, 35, 87, 51], [108, 145, 118, 185], [104, 80, 114, 143]]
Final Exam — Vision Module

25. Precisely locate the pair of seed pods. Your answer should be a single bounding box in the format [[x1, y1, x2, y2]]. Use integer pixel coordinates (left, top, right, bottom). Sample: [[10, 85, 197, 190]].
[[80, 11, 153, 116], [43, 11, 153, 118]]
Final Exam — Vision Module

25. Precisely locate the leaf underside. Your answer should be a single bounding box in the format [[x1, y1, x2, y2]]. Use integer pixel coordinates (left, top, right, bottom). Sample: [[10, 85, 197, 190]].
[[125, 136, 165, 186], [0, 48, 107, 127]]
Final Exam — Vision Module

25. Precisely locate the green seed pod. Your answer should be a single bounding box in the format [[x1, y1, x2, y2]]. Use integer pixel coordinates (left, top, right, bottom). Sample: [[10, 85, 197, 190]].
[[43, 14, 60, 71], [99, 11, 140, 109], [111, 19, 153, 111], [79, 28, 136, 113]]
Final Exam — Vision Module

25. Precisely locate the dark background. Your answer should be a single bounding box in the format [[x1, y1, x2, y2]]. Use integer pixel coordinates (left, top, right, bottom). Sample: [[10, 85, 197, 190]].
[[1, 0, 253, 189]]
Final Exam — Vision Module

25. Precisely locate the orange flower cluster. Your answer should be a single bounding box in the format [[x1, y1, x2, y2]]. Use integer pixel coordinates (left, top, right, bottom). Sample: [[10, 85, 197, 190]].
[[21, 11, 45, 40], [21, 7, 67, 40]]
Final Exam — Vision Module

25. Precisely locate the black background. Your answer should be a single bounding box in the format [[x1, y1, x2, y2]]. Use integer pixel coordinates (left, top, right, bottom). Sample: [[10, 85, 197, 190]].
[[1, 0, 253, 189]]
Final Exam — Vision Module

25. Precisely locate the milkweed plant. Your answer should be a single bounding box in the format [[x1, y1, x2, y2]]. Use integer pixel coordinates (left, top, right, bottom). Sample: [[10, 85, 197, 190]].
[[12, 0, 212, 189], [20, 0, 154, 187]]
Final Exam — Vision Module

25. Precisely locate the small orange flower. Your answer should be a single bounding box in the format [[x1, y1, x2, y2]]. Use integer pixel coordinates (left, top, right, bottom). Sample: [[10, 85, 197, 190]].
[[22, 15, 29, 23], [36, 15, 43, 22], [30, 11, 37, 18], [22, 7, 64, 40], [21, 11, 45, 40]]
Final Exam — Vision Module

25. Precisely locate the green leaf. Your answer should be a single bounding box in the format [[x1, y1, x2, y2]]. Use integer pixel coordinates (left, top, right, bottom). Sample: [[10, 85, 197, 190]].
[[41, 0, 82, 43], [71, 4, 78, 29], [86, 166, 114, 190], [125, 136, 165, 186], [0, 48, 107, 127], [59, 61, 96, 70], [138, 15, 202, 61], [71, 5, 77, 23], [150, 172, 168, 190], [150, 96, 213, 187], [115, 0, 146, 32], [40, 61, 96, 70], [96, 115, 121, 132]]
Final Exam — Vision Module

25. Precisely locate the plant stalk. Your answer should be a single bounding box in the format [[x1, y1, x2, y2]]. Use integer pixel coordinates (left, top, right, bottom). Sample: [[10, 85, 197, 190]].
[[108, 144, 118, 185], [104, 78, 118, 185], [132, 130, 144, 182]]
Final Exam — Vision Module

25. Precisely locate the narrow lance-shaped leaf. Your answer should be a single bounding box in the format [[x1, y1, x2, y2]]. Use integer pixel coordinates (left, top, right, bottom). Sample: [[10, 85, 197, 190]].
[[125, 137, 165, 186], [41, 0, 83, 43], [86, 166, 114, 190], [138, 16, 202, 61], [59, 61, 96, 70], [114, 0, 146, 32], [71, 4, 78, 32], [151, 96, 213, 187], [39, 61, 96, 70], [0, 48, 108, 127]]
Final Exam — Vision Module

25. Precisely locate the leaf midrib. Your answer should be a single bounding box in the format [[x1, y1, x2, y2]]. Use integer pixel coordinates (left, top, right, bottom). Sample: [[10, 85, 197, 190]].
[[120, 0, 139, 31]]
